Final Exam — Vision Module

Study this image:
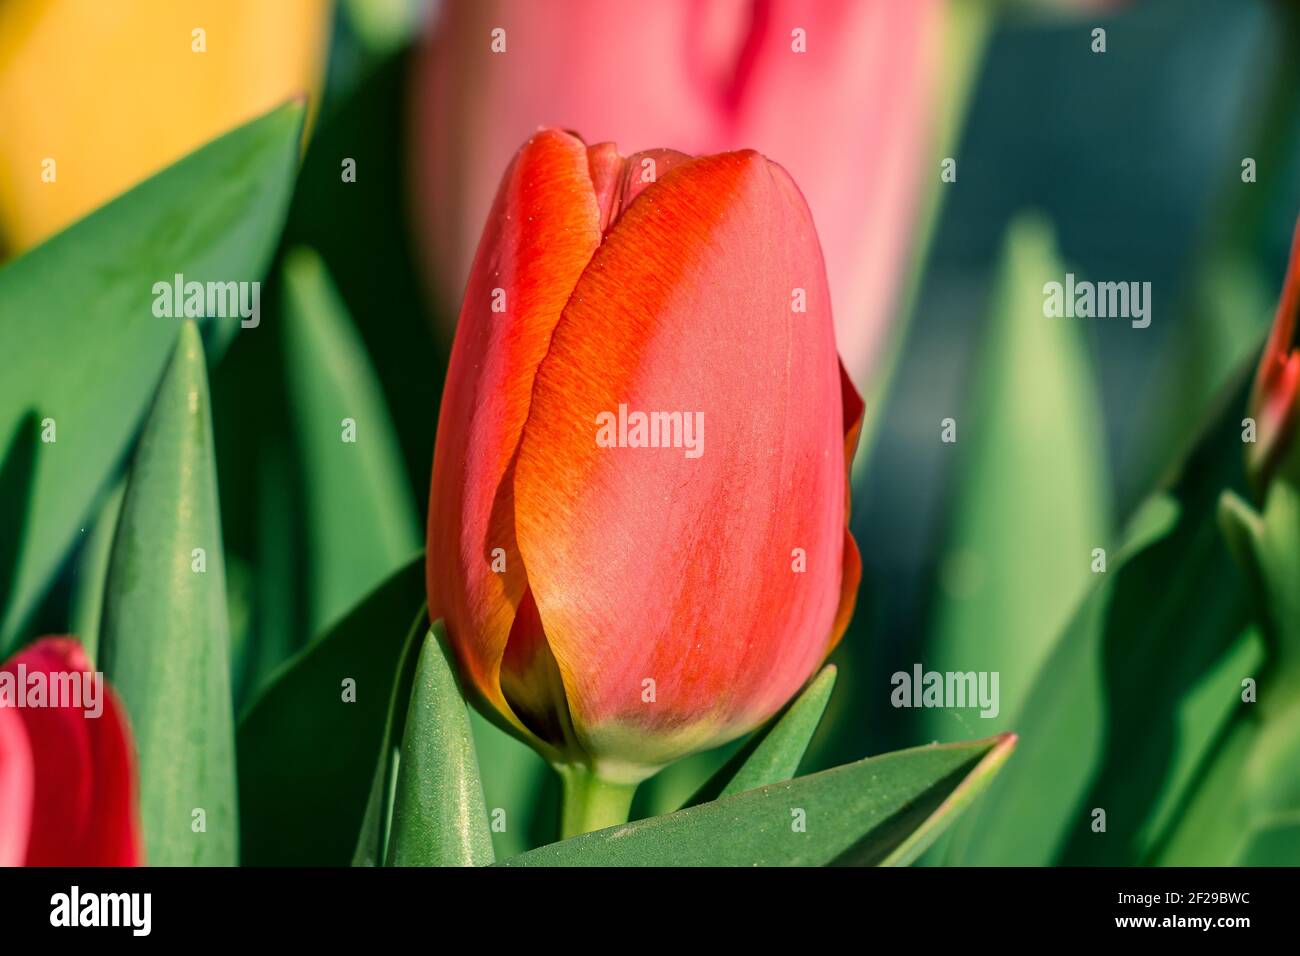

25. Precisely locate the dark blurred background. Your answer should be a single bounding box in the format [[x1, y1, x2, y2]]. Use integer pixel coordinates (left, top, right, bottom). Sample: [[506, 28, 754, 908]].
[[852, 0, 1300, 757]]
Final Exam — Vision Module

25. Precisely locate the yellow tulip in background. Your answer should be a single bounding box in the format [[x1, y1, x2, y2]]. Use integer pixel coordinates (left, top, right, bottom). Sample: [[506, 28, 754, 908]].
[[0, 0, 332, 256]]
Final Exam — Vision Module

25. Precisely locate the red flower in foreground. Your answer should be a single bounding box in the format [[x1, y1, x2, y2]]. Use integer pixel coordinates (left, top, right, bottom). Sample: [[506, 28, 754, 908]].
[[427, 129, 861, 784], [1249, 216, 1300, 491], [0, 637, 142, 866]]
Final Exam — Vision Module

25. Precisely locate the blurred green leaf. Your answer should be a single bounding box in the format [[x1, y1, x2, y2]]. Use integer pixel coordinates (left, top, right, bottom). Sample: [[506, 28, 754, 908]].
[[352, 609, 423, 867], [922, 215, 1110, 744], [100, 322, 237, 866], [282, 51, 444, 500], [947, 366, 1255, 865], [386, 622, 494, 866], [1151, 680, 1300, 867], [66, 481, 125, 664], [251, 447, 299, 676], [1237, 813, 1300, 865], [0, 101, 305, 652], [343, 0, 429, 57], [1157, 475, 1300, 863], [1136, 627, 1263, 858], [237, 556, 424, 866], [504, 735, 1015, 867], [0, 413, 38, 650], [685, 665, 837, 808], [281, 247, 419, 638], [1155, 486, 1296, 869], [1154, 705, 1259, 865], [223, 554, 256, 710]]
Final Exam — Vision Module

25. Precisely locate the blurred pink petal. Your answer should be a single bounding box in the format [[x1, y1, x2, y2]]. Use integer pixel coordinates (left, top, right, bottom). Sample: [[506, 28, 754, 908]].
[[410, 0, 943, 392]]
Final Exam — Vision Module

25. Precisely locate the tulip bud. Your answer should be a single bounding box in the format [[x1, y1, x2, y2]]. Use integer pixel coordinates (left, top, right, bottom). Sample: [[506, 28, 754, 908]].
[[0, 638, 142, 865], [426, 129, 861, 822], [1247, 217, 1300, 493], [0, 0, 330, 255]]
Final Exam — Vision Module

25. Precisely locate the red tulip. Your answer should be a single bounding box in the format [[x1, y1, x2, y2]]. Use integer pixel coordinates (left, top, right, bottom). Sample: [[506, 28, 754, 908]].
[[426, 128, 861, 791], [410, 0, 943, 393], [1248, 216, 1300, 491], [0, 638, 142, 866]]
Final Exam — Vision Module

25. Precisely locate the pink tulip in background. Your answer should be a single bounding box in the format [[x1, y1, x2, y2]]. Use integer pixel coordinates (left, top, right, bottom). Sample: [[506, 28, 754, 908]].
[[410, 0, 944, 392]]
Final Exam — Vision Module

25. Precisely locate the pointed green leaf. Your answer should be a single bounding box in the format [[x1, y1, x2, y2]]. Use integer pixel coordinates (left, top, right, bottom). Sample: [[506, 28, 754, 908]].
[[0, 101, 305, 652], [385, 623, 494, 866], [503, 735, 1015, 867], [684, 665, 837, 808], [237, 556, 424, 865], [66, 481, 125, 665], [280, 247, 419, 638], [353, 607, 425, 866], [100, 322, 237, 866], [923, 215, 1110, 744], [1218, 490, 1268, 622]]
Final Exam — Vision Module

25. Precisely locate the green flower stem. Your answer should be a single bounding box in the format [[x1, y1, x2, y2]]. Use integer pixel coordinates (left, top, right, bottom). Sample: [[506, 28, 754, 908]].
[[556, 765, 638, 839]]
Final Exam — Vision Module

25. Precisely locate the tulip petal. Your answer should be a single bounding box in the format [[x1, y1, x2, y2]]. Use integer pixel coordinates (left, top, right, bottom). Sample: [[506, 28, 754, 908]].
[[585, 144, 692, 236], [3, 638, 141, 865], [427, 129, 603, 746], [514, 150, 848, 779], [0, 705, 33, 866], [1249, 217, 1300, 486]]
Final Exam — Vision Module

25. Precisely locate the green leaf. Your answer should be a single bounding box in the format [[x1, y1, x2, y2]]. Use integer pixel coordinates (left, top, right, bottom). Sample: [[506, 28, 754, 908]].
[[1226, 478, 1300, 671], [343, 0, 427, 56], [1136, 628, 1262, 858], [684, 665, 837, 808], [0, 413, 38, 647], [1153, 705, 1259, 865], [353, 607, 425, 866], [469, 709, 552, 859], [280, 247, 419, 638], [100, 322, 237, 866], [1157, 675, 1300, 866], [281, 52, 445, 500], [946, 365, 1256, 865], [0, 101, 305, 652], [237, 556, 424, 866], [66, 481, 125, 665], [385, 623, 494, 866], [238, 442, 299, 706], [1237, 813, 1300, 865], [922, 215, 1110, 743], [503, 735, 1015, 867]]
